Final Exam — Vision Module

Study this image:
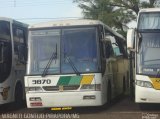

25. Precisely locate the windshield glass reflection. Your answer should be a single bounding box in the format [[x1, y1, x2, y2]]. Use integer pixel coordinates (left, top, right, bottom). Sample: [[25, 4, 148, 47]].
[[137, 33, 160, 76]]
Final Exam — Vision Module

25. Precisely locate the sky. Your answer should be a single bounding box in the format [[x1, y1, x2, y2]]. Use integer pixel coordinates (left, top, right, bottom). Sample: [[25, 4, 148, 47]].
[[0, 0, 151, 27], [0, 0, 83, 25]]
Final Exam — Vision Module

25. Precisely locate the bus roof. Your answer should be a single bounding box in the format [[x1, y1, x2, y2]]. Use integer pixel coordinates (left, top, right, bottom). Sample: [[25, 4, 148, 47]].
[[0, 17, 28, 28], [29, 19, 125, 41], [29, 19, 105, 28], [139, 8, 160, 13], [0, 17, 14, 22]]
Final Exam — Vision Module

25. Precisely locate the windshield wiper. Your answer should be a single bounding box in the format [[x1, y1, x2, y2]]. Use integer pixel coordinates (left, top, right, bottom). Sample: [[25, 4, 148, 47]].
[[64, 53, 80, 76], [42, 44, 57, 77]]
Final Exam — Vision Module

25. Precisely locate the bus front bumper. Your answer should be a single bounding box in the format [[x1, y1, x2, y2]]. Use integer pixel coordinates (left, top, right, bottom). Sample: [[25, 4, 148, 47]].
[[135, 85, 160, 103], [26, 91, 103, 108]]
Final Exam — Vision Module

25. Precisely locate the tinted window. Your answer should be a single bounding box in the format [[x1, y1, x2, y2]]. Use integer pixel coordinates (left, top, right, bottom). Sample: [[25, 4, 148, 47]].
[[13, 25, 27, 63], [0, 21, 10, 40], [61, 27, 99, 73], [0, 21, 12, 83]]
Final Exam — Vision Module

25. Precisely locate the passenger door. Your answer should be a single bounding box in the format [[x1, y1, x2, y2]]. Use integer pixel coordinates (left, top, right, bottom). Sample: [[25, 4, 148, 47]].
[[12, 24, 27, 87], [111, 37, 128, 95]]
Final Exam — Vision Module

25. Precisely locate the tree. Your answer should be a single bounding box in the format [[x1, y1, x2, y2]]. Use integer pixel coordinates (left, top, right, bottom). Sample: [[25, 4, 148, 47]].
[[73, 0, 157, 36]]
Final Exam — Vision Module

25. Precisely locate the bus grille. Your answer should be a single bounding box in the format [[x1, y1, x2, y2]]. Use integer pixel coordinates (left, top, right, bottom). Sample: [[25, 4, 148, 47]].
[[42, 85, 80, 91]]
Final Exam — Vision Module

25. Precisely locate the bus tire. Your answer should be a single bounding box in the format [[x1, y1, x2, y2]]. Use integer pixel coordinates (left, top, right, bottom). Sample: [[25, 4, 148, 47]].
[[107, 81, 111, 104], [14, 82, 23, 107]]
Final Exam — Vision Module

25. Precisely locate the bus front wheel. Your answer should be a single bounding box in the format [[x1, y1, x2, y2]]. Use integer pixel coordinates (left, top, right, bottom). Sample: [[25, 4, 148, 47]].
[[14, 83, 23, 107]]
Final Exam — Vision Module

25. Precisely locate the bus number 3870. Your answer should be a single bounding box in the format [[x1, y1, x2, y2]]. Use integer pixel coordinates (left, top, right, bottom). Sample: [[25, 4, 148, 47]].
[[32, 79, 51, 84]]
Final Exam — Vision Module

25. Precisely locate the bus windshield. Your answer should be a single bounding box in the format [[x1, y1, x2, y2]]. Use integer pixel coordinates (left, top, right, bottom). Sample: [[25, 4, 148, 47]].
[[138, 12, 160, 30], [137, 33, 160, 76], [28, 29, 61, 75], [27, 27, 100, 75]]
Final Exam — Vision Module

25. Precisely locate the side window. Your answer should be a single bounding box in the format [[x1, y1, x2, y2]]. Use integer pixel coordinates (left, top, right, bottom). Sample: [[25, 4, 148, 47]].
[[113, 45, 122, 56], [105, 41, 114, 58], [0, 21, 10, 40], [104, 33, 114, 58], [110, 36, 123, 57], [13, 25, 26, 64]]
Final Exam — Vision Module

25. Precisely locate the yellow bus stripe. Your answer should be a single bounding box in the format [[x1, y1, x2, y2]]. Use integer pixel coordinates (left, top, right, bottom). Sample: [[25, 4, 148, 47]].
[[150, 78, 160, 90], [80, 75, 94, 85]]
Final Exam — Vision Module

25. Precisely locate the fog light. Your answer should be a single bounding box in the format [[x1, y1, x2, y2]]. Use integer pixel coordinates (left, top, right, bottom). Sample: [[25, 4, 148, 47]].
[[29, 97, 42, 101], [51, 107, 72, 111], [83, 95, 96, 100]]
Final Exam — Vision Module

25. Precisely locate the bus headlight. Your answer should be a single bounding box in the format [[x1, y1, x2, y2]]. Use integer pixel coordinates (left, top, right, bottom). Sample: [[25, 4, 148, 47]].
[[136, 80, 153, 88], [80, 84, 101, 91], [25, 87, 43, 92], [29, 97, 42, 101]]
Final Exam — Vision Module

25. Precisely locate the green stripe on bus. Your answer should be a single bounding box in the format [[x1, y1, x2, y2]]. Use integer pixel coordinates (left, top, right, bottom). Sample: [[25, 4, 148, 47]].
[[57, 76, 83, 86], [57, 75, 94, 86], [69, 76, 82, 85], [57, 76, 71, 85]]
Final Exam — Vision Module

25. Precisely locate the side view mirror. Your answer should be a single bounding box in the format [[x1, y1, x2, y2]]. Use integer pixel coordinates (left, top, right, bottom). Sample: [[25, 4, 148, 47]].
[[127, 29, 135, 52], [102, 36, 111, 43]]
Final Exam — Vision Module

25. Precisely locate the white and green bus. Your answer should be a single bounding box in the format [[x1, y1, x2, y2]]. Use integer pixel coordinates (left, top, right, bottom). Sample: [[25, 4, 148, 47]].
[[127, 8, 160, 104], [25, 19, 128, 108], [0, 17, 28, 105]]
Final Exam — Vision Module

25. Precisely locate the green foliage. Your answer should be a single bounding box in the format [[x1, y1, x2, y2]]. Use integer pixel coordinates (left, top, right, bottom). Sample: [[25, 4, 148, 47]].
[[73, 0, 157, 37]]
